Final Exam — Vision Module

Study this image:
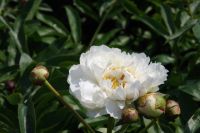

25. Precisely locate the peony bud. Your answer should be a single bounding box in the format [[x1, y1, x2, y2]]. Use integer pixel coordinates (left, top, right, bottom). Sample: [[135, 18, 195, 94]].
[[137, 93, 166, 118], [30, 65, 49, 85], [166, 100, 181, 117], [5, 80, 16, 92], [122, 107, 139, 123]]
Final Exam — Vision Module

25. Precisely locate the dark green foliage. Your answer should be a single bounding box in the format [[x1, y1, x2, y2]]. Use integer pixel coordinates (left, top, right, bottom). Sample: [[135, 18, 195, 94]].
[[0, 0, 200, 132]]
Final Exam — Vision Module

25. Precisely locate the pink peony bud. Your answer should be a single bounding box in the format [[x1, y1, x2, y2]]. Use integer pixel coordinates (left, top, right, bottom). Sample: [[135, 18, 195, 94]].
[[122, 107, 139, 123], [166, 100, 181, 117], [30, 65, 49, 85]]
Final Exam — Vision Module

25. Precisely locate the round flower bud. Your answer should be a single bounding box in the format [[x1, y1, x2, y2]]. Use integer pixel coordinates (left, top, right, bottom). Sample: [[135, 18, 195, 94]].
[[5, 80, 16, 92], [166, 100, 181, 117], [137, 93, 166, 118], [122, 107, 139, 123], [30, 65, 49, 85]]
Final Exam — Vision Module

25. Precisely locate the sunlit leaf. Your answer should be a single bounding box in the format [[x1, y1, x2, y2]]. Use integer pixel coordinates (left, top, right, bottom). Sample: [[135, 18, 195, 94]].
[[19, 53, 33, 75], [36, 13, 68, 36], [179, 80, 200, 101], [65, 6, 82, 43], [18, 102, 36, 133], [184, 108, 200, 133]]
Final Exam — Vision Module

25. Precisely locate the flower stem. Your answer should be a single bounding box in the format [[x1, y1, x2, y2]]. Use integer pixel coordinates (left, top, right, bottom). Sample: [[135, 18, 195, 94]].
[[89, 0, 116, 46], [107, 116, 115, 133], [44, 80, 95, 133], [139, 119, 157, 133]]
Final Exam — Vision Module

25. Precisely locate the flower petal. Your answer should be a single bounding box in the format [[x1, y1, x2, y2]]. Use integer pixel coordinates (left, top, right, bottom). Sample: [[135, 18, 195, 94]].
[[146, 63, 168, 87], [87, 108, 107, 118], [105, 99, 124, 119]]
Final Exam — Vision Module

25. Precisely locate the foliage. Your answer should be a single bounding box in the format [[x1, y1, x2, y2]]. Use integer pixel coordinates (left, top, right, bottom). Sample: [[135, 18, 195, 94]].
[[0, 0, 200, 132]]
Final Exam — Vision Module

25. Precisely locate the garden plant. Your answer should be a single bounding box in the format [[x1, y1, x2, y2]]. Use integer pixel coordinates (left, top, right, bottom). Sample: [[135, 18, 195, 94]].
[[0, 0, 200, 133]]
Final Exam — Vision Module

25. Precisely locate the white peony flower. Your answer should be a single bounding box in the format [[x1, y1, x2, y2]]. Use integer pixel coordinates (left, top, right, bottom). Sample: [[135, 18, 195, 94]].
[[67, 45, 168, 119]]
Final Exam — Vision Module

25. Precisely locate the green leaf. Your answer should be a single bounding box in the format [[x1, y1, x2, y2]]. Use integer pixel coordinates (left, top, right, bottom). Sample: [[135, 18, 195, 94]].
[[38, 107, 69, 129], [134, 15, 169, 38], [169, 117, 183, 133], [7, 38, 17, 66], [192, 21, 200, 41], [184, 108, 200, 133], [0, 50, 6, 62], [0, 109, 17, 129], [45, 54, 79, 66], [13, 0, 42, 53], [179, 80, 200, 101], [19, 53, 33, 75], [122, 0, 140, 14], [143, 118, 164, 133], [110, 36, 130, 47], [154, 54, 175, 65], [160, 4, 176, 35], [19, 0, 42, 21], [78, 116, 108, 128], [36, 13, 68, 36], [65, 6, 82, 43], [0, 16, 23, 53], [6, 93, 23, 105], [0, 73, 16, 83], [168, 19, 198, 40], [189, 0, 200, 15], [18, 102, 36, 133], [74, 0, 98, 21], [167, 72, 184, 87], [95, 29, 121, 45]]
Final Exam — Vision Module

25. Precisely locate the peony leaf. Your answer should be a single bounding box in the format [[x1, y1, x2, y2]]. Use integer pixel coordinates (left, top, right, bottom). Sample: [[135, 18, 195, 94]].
[[154, 54, 175, 65], [168, 19, 198, 40], [192, 21, 200, 41], [18, 102, 36, 133], [184, 108, 200, 133], [65, 6, 82, 43], [19, 53, 33, 75], [179, 80, 200, 101], [134, 15, 169, 38], [36, 13, 68, 36], [74, 0, 99, 21], [78, 116, 108, 128], [6, 93, 23, 105], [160, 4, 176, 35]]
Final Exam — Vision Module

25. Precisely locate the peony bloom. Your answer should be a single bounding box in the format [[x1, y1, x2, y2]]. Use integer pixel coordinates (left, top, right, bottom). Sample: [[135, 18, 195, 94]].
[[67, 45, 168, 119]]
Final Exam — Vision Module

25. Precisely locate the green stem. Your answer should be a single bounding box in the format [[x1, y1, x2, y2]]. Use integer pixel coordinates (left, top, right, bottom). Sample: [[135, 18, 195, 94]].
[[89, 0, 116, 46], [44, 80, 95, 133], [139, 119, 157, 133], [107, 116, 115, 133]]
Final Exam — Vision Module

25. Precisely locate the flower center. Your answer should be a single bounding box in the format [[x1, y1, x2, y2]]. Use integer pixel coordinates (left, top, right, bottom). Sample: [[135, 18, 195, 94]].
[[103, 67, 127, 89]]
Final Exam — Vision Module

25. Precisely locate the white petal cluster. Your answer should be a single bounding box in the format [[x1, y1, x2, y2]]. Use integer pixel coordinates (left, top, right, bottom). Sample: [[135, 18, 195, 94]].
[[67, 45, 168, 119]]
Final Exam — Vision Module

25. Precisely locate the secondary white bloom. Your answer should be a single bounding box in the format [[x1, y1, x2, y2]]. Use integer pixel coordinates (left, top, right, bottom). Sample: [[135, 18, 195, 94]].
[[67, 45, 168, 119]]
